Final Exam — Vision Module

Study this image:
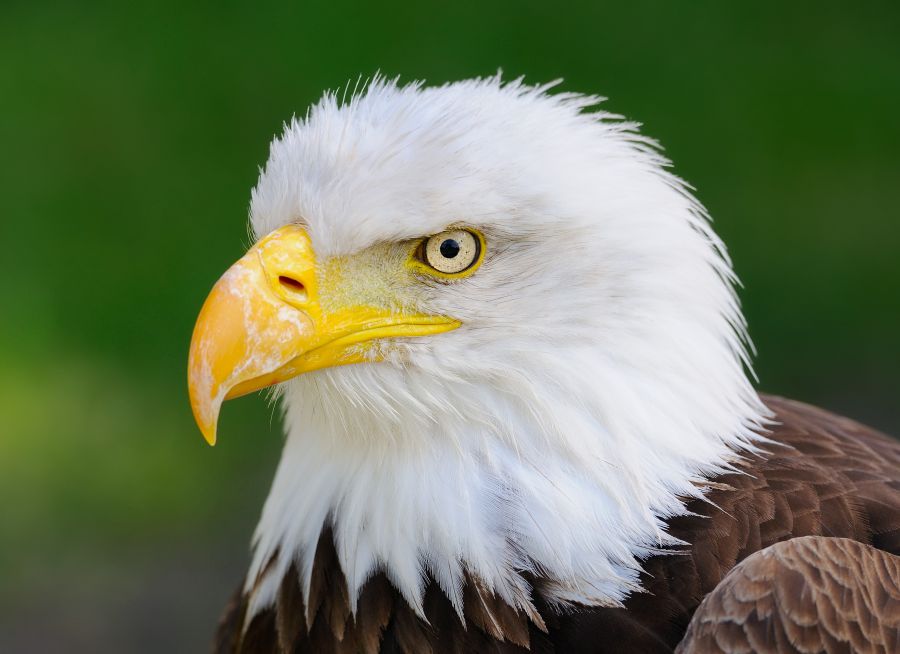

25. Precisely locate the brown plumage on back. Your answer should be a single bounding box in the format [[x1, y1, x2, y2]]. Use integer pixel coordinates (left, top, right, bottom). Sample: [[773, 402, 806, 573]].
[[211, 396, 900, 653], [677, 537, 900, 654]]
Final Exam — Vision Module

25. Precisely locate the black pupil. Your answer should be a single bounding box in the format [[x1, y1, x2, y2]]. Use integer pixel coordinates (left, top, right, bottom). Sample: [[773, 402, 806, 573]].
[[439, 238, 460, 259]]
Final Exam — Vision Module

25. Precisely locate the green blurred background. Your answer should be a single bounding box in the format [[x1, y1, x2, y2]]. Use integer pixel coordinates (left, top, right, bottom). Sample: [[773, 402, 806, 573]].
[[1, 1, 898, 651]]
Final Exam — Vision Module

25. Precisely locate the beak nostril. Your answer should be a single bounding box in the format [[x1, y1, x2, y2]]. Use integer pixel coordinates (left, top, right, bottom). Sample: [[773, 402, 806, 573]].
[[278, 275, 307, 301], [279, 275, 304, 290]]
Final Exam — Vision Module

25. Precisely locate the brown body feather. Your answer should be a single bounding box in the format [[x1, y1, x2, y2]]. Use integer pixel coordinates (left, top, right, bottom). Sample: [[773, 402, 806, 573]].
[[677, 536, 900, 654], [213, 395, 900, 653]]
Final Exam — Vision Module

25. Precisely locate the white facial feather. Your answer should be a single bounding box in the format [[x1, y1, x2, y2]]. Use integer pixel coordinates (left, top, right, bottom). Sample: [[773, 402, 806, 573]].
[[243, 75, 770, 620]]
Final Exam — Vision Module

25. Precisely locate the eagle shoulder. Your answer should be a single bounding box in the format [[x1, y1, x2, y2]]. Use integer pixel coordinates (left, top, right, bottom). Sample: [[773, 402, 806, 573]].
[[676, 536, 900, 654]]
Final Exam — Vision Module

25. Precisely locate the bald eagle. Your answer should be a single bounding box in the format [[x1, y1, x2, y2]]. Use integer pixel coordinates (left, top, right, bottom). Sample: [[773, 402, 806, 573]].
[[188, 77, 900, 653]]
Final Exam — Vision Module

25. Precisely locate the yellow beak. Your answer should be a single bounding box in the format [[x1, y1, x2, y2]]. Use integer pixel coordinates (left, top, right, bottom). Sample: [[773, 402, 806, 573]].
[[187, 224, 459, 445]]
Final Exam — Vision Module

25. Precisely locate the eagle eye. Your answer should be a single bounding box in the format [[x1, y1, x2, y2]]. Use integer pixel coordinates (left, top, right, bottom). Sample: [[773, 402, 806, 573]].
[[420, 229, 482, 276]]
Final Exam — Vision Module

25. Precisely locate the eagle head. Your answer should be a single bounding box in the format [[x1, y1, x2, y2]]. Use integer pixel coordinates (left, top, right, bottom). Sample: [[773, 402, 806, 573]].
[[188, 76, 768, 618]]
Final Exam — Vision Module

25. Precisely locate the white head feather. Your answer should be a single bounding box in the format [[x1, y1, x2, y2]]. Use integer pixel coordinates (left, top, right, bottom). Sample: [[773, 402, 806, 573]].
[[243, 76, 769, 620]]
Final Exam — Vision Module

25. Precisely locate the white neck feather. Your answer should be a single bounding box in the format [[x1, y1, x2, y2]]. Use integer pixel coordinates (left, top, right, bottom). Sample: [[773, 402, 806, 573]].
[[244, 348, 767, 621]]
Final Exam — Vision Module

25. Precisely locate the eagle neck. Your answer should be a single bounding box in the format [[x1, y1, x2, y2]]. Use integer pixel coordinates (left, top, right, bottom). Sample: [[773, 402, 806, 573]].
[[242, 365, 767, 621]]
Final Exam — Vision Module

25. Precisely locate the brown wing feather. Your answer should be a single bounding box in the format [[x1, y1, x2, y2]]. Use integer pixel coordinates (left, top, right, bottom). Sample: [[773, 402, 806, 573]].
[[212, 585, 247, 654], [214, 394, 900, 653], [675, 536, 900, 654], [275, 564, 304, 652]]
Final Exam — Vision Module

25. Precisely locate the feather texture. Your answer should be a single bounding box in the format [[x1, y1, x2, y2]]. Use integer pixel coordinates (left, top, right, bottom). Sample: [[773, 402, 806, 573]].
[[677, 537, 900, 654], [213, 396, 900, 653]]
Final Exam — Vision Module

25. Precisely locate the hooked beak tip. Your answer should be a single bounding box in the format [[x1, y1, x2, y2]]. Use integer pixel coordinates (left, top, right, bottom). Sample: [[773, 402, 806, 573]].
[[189, 387, 220, 446], [202, 427, 217, 447]]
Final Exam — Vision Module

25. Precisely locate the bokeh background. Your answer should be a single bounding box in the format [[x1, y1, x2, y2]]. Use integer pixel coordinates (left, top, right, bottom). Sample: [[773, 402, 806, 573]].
[[2, 1, 898, 651]]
